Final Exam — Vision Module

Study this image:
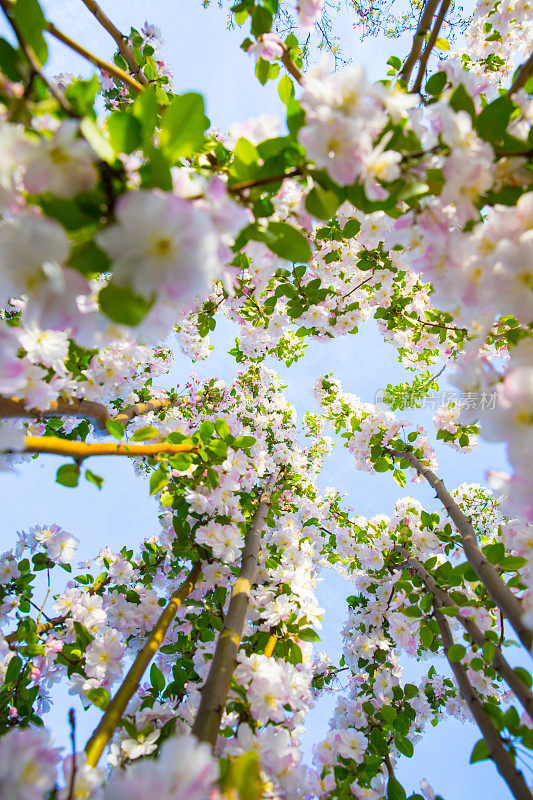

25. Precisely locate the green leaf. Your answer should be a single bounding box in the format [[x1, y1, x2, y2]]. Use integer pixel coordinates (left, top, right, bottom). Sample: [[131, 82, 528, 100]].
[[131, 426, 159, 441], [387, 777, 407, 800], [132, 85, 159, 139], [160, 92, 210, 160], [305, 185, 340, 220], [387, 55, 402, 71], [298, 627, 321, 642], [107, 111, 143, 154], [99, 282, 154, 326], [266, 221, 312, 262], [87, 687, 111, 710], [470, 738, 490, 763], [198, 420, 215, 443], [149, 466, 168, 495], [85, 469, 103, 489], [80, 118, 116, 164], [221, 751, 263, 800], [514, 667, 533, 689], [450, 84, 475, 119], [395, 734, 414, 757], [447, 643, 466, 662], [426, 72, 448, 97], [215, 419, 230, 440], [476, 95, 513, 142], [251, 5, 273, 35], [278, 74, 294, 105], [56, 464, 80, 488], [434, 37, 450, 50], [0, 38, 22, 81], [483, 542, 504, 564], [150, 663, 165, 693], [5, 655, 22, 684], [13, 0, 47, 65], [106, 420, 124, 441]]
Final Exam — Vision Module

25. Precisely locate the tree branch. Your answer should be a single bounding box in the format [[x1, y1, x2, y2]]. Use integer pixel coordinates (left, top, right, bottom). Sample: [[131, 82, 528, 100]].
[[78, 0, 148, 85], [0, 396, 179, 436], [22, 435, 195, 459], [228, 167, 302, 194], [509, 51, 533, 95], [399, 0, 441, 85], [45, 21, 144, 94], [435, 606, 532, 800], [192, 472, 279, 746], [412, 0, 452, 93], [84, 561, 202, 767], [385, 447, 532, 652], [395, 545, 533, 719], [281, 47, 303, 85]]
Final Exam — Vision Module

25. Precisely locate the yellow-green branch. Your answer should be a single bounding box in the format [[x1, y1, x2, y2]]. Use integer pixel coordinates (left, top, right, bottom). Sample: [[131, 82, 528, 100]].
[[23, 435, 195, 459], [45, 21, 144, 93], [79, 0, 148, 85], [85, 561, 202, 767]]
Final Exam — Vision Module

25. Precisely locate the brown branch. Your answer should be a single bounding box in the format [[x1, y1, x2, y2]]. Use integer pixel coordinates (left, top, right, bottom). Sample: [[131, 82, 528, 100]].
[[281, 47, 303, 85], [395, 545, 533, 719], [435, 606, 532, 800], [45, 21, 144, 94], [5, 574, 111, 646], [412, 0, 452, 93], [509, 51, 533, 95], [385, 447, 532, 653], [399, 0, 441, 84], [228, 168, 302, 194], [0, 396, 178, 436], [78, 0, 148, 85], [192, 472, 279, 746], [85, 561, 202, 767]]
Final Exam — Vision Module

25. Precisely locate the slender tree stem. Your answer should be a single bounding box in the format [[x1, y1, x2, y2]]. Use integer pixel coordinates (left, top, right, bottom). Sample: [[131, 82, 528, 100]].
[[264, 633, 277, 657], [85, 561, 202, 767], [281, 47, 303, 85], [396, 546, 533, 719], [45, 21, 144, 93], [192, 472, 279, 746], [0, 396, 179, 435], [435, 606, 532, 800], [385, 447, 532, 652], [22, 436, 195, 459], [228, 168, 302, 194], [78, 0, 148, 85], [509, 51, 533, 95], [399, 0, 441, 84], [412, 0, 452, 93]]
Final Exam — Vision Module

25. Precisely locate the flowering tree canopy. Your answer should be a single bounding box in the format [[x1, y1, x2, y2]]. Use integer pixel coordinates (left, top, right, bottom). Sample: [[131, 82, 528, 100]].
[[0, 0, 532, 799]]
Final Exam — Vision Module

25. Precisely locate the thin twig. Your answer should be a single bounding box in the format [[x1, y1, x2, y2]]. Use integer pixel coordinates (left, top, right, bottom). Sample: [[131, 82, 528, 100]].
[[435, 606, 532, 800], [85, 561, 201, 767], [399, 0, 441, 85], [385, 447, 532, 653], [78, 0, 148, 85], [412, 0, 452, 93], [46, 21, 144, 93], [509, 51, 533, 95]]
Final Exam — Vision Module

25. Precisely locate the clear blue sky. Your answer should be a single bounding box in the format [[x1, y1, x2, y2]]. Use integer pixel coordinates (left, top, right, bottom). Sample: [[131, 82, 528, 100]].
[[1, 1, 523, 797]]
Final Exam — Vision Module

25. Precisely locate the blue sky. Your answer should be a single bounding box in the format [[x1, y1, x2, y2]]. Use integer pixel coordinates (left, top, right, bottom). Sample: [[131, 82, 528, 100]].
[[1, 1, 524, 797]]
